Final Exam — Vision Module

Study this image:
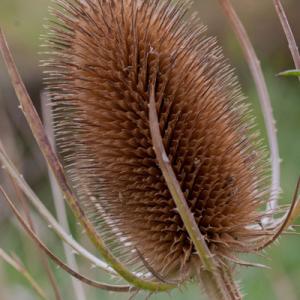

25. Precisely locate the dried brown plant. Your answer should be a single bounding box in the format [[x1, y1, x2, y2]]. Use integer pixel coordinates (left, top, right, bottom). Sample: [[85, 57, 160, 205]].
[[46, 0, 273, 280], [0, 0, 299, 299]]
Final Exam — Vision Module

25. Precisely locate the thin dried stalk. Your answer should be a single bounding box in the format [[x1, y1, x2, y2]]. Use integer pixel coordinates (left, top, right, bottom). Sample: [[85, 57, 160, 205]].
[[0, 28, 173, 292], [10, 178, 62, 300], [240, 178, 300, 252], [218, 0, 280, 215], [0, 99, 62, 300], [0, 187, 135, 293], [0, 133, 165, 288], [273, 0, 300, 79], [0, 142, 117, 276], [219, 268, 242, 300], [0, 248, 47, 300], [41, 91, 86, 300], [253, 178, 299, 251], [149, 84, 240, 300], [286, 200, 300, 229]]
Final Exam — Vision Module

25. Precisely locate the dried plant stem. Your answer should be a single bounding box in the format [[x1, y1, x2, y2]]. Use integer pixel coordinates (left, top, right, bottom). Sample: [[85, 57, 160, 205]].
[[0, 187, 135, 293], [0, 105, 62, 300], [219, 267, 242, 300], [0, 143, 116, 276], [0, 248, 47, 300], [149, 85, 240, 300], [149, 86, 212, 269], [10, 178, 62, 300], [199, 268, 242, 300], [0, 29, 173, 292], [287, 201, 300, 229], [218, 0, 280, 214], [273, 0, 300, 78], [270, 178, 300, 233], [41, 92, 86, 300], [254, 178, 299, 251]]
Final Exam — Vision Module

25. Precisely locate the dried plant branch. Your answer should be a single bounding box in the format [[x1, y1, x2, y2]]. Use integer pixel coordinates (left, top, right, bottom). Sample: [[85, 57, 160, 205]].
[[286, 200, 300, 229], [273, 0, 300, 79], [148, 84, 213, 270], [0, 186, 135, 293], [219, 267, 242, 300], [1, 98, 62, 300], [0, 142, 117, 276], [254, 178, 299, 251], [41, 91, 86, 300], [1, 138, 168, 287], [269, 178, 300, 232], [149, 84, 240, 300], [0, 248, 47, 300], [198, 268, 241, 300], [0, 29, 173, 292], [218, 0, 281, 214], [10, 177, 63, 300], [281, 179, 300, 229]]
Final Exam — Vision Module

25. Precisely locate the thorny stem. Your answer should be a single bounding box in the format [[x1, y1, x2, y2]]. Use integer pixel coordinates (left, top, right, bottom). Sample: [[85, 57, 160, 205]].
[[0, 187, 135, 293], [273, 0, 300, 80], [149, 84, 239, 300], [199, 267, 242, 300], [218, 0, 281, 216], [0, 248, 47, 300], [41, 92, 86, 300], [0, 29, 174, 292], [219, 267, 242, 300]]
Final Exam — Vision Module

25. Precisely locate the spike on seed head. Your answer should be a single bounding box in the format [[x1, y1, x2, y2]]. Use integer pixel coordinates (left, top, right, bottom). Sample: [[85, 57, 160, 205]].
[[45, 0, 270, 280]]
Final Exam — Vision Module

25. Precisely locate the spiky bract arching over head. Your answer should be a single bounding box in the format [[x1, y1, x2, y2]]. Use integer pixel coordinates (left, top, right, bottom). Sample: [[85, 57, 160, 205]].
[[45, 0, 269, 280]]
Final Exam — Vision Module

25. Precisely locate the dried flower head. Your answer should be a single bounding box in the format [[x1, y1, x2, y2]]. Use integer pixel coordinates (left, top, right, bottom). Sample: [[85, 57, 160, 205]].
[[0, 0, 299, 298], [45, 0, 273, 280]]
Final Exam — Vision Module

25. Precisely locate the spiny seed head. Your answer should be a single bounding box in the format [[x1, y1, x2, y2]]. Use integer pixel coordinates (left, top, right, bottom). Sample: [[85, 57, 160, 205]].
[[45, 0, 270, 280]]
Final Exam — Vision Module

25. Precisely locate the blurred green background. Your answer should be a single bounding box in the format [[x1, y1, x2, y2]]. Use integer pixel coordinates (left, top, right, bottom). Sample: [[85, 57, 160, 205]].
[[0, 0, 299, 299]]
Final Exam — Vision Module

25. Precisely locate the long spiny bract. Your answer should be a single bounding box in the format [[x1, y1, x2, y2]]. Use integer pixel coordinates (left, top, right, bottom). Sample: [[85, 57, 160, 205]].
[[44, 0, 271, 282]]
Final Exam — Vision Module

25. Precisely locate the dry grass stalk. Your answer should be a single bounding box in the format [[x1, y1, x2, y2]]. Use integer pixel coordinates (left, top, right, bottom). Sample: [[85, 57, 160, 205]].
[[9, 177, 63, 300], [0, 248, 47, 300], [273, 0, 300, 82], [41, 92, 86, 300], [0, 186, 134, 292], [218, 0, 280, 217], [0, 142, 118, 276], [273, 0, 300, 74]]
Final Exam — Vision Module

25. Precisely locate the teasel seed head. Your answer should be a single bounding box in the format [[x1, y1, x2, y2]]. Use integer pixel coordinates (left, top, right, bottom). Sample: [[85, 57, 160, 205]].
[[44, 0, 272, 281]]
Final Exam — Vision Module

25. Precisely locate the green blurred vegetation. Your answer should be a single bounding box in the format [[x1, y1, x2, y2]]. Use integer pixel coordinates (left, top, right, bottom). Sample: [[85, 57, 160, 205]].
[[0, 0, 299, 299]]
